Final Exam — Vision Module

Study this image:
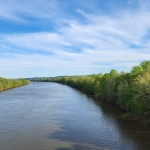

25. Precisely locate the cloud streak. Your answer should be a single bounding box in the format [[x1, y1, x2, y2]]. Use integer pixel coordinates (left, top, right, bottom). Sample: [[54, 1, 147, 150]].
[[0, 0, 150, 78]]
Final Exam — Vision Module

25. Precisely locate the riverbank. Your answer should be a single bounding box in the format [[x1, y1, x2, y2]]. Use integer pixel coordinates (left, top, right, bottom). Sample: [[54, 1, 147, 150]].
[[0, 77, 30, 92], [36, 61, 150, 124]]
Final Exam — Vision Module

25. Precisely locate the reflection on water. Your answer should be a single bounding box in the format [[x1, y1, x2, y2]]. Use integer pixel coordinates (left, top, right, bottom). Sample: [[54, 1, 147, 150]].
[[0, 82, 150, 150]]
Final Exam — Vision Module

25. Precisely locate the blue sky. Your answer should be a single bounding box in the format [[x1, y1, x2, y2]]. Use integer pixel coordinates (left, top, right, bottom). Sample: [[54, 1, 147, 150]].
[[0, 0, 150, 78]]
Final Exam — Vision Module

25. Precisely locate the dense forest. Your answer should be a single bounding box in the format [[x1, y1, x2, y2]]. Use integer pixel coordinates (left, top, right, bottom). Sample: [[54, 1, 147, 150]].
[[0, 77, 30, 92], [40, 61, 150, 123]]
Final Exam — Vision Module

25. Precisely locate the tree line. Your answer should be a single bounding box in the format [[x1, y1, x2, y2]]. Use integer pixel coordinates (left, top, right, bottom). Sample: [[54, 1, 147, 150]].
[[48, 61, 150, 123], [0, 77, 30, 92]]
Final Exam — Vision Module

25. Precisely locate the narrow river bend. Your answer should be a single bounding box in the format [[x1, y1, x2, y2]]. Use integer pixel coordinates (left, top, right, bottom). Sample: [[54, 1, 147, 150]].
[[0, 82, 150, 150]]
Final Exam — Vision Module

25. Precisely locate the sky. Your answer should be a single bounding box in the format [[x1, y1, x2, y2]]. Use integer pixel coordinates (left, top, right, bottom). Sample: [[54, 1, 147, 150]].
[[0, 0, 150, 78]]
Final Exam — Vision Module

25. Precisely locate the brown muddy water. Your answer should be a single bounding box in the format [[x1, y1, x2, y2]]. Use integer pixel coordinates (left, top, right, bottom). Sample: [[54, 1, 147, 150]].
[[0, 82, 150, 150]]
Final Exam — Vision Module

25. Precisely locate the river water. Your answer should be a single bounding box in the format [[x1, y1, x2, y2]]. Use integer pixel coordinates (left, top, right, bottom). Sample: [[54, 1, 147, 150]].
[[0, 82, 150, 150]]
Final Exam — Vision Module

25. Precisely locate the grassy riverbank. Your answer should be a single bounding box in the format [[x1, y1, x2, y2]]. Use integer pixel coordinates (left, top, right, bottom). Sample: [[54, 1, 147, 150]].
[[0, 77, 30, 92], [46, 61, 150, 123]]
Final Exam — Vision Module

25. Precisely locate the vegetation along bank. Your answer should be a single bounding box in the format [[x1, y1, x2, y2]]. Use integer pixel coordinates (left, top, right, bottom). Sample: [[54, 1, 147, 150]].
[[0, 77, 30, 92], [40, 61, 150, 123]]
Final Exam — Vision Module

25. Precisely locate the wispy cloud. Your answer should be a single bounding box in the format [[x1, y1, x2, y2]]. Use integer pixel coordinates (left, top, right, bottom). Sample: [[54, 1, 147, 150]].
[[0, 0, 150, 78], [128, 1, 132, 4], [0, 0, 58, 22]]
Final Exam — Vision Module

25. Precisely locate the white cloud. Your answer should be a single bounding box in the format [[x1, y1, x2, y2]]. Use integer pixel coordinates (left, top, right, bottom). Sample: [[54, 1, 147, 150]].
[[0, 0, 150, 77], [0, 0, 58, 22]]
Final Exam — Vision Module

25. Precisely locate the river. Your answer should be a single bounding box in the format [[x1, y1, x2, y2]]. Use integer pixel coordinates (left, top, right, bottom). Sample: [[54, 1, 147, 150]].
[[0, 82, 150, 150]]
